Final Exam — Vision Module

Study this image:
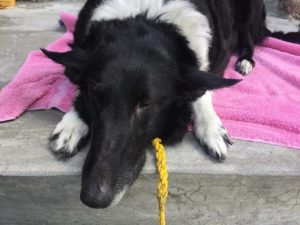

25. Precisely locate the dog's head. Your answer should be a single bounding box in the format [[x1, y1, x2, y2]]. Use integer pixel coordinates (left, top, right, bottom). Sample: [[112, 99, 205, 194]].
[[42, 19, 239, 208]]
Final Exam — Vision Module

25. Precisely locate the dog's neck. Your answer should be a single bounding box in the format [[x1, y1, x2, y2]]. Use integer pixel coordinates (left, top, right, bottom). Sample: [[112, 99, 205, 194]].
[[91, 0, 212, 71]]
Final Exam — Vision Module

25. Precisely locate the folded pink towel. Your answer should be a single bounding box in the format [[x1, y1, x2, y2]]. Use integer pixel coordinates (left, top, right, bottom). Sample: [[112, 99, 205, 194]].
[[0, 12, 77, 120], [0, 12, 299, 149]]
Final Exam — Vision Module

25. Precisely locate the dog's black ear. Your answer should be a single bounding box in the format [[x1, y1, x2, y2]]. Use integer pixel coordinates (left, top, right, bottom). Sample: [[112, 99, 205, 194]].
[[181, 68, 241, 99], [41, 48, 87, 68], [41, 48, 87, 84], [184, 68, 240, 91]]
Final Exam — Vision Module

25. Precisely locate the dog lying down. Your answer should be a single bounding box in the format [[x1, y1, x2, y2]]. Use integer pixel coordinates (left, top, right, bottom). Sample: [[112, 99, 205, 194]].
[[42, 0, 274, 208]]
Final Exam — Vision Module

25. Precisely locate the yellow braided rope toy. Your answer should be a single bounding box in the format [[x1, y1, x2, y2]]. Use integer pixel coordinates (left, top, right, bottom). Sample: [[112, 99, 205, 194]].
[[152, 138, 168, 225]]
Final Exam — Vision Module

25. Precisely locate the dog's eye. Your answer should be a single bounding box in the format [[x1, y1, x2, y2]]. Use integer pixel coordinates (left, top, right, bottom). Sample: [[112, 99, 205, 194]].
[[136, 100, 150, 112], [139, 101, 150, 108]]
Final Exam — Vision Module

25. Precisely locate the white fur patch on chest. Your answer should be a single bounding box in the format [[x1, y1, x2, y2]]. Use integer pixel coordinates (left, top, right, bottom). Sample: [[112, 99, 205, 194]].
[[92, 0, 212, 71]]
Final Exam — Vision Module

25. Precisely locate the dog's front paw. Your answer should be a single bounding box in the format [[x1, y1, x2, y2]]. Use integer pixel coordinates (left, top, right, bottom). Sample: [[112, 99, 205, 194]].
[[235, 59, 254, 76], [49, 109, 89, 157], [194, 122, 233, 160]]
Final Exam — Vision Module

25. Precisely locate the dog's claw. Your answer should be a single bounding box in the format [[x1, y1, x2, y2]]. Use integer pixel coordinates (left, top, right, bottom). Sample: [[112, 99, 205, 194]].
[[221, 128, 234, 147], [49, 133, 76, 158], [195, 124, 232, 161]]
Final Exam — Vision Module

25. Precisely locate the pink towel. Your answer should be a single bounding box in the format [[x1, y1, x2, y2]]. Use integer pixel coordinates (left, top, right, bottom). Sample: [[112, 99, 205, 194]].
[[0, 12, 299, 149], [0, 12, 77, 120], [214, 39, 300, 149]]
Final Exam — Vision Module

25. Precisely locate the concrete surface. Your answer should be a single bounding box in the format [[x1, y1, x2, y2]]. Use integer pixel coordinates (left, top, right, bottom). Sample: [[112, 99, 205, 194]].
[[1, 111, 300, 177], [1, 175, 300, 225], [0, 0, 300, 224]]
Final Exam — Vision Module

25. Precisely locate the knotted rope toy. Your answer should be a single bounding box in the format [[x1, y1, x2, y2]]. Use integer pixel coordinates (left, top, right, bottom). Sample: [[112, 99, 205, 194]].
[[152, 138, 168, 225]]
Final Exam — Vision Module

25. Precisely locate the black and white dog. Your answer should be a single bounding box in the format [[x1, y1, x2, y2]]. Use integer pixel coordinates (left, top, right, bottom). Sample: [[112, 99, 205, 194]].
[[42, 0, 270, 208]]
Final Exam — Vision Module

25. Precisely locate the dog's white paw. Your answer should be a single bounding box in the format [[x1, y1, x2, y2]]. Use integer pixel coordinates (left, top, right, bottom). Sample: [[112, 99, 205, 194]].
[[49, 108, 89, 157], [194, 105, 232, 160], [235, 59, 254, 75], [193, 92, 233, 160], [194, 121, 232, 160]]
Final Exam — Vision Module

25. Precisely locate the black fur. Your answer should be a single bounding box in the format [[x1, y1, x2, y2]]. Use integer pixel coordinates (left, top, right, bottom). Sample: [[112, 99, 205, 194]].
[[42, 0, 286, 208]]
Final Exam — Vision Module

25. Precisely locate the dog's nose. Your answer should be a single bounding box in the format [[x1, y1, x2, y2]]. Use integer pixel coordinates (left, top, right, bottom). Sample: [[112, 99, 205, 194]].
[[80, 186, 113, 208]]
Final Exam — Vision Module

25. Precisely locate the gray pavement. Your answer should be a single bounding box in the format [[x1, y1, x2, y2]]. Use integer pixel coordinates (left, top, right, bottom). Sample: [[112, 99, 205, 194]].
[[0, 1, 300, 224], [1, 175, 300, 225]]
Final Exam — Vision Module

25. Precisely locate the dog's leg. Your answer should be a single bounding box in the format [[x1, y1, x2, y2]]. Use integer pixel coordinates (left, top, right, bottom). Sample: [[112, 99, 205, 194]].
[[234, 1, 259, 76], [49, 107, 89, 157], [235, 30, 255, 76], [193, 91, 232, 160]]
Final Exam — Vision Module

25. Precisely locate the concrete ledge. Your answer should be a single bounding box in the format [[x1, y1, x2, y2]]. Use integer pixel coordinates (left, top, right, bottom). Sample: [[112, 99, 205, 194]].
[[1, 110, 300, 177], [0, 175, 299, 225]]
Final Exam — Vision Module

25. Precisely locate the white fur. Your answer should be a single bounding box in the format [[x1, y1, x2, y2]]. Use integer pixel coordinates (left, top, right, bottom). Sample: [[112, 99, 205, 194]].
[[92, 0, 212, 71], [108, 186, 128, 208], [193, 92, 229, 159], [237, 59, 253, 75], [50, 108, 89, 154]]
